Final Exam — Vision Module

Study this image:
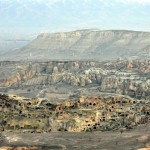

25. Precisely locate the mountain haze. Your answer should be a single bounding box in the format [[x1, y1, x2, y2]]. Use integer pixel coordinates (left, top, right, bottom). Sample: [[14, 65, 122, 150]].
[[2, 29, 150, 60]]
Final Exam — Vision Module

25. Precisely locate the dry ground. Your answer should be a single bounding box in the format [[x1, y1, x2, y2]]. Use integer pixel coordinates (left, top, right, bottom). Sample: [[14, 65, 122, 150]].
[[0, 124, 150, 150]]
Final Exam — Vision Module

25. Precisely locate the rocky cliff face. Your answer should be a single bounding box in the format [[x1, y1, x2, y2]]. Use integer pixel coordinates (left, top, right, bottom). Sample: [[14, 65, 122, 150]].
[[2, 30, 150, 60], [0, 93, 149, 133], [0, 59, 149, 134], [0, 59, 149, 100]]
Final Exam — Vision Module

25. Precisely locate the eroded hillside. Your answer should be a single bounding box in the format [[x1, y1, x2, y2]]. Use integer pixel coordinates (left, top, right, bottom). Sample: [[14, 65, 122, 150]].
[[2, 30, 150, 60], [0, 59, 149, 134], [0, 59, 149, 100], [0, 93, 149, 133]]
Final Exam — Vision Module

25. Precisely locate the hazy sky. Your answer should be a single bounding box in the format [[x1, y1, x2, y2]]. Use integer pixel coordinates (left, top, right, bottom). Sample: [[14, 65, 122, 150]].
[[0, 0, 150, 35]]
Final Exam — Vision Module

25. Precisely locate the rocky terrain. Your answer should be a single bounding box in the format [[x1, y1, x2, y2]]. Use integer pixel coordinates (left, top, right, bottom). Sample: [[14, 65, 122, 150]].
[[2, 30, 150, 60], [0, 93, 149, 133], [0, 59, 149, 149], [0, 59, 149, 100], [0, 124, 150, 150], [0, 59, 149, 132]]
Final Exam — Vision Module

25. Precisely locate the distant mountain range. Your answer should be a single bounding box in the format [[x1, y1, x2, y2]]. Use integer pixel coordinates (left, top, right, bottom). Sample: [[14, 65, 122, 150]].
[[0, 39, 30, 55], [1, 29, 150, 60]]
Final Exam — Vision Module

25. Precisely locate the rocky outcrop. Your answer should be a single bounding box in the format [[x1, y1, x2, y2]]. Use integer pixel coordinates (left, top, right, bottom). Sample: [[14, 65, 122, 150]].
[[0, 93, 149, 133], [0, 59, 149, 100], [0, 62, 37, 87], [2, 30, 150, 60]]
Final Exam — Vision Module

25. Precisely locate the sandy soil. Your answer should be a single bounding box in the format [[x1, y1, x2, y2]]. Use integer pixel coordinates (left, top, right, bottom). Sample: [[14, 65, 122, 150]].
[[0, 124, 150, 150]]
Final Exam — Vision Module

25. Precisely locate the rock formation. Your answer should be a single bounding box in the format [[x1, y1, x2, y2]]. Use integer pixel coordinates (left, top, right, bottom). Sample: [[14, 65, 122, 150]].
[[0, 59, 149, 100], [0, 93, 149, 133], [2, 30, 150, 60]]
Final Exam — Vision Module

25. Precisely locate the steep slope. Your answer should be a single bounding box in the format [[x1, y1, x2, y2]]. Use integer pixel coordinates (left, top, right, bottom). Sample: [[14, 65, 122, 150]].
[[0, 60, 149, 100], [2, 29, 150, 60], [0, 93, 149, 133]]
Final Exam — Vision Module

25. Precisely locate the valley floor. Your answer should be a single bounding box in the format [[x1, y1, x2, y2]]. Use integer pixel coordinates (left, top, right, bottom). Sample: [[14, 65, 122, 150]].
[[1, 123, 150, 150]]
